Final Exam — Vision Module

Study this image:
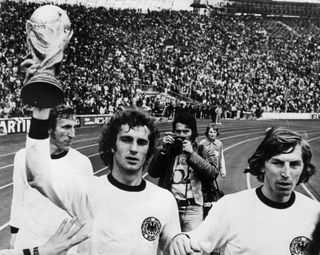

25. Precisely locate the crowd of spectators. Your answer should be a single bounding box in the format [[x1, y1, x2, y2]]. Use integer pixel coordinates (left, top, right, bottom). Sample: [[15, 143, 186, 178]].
[[1, 1, 320, 119]]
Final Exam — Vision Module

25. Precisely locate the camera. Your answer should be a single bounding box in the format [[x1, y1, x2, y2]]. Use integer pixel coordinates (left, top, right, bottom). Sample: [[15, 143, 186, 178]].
[[171, 134, 186, 154], [173, 135, 186, 147]]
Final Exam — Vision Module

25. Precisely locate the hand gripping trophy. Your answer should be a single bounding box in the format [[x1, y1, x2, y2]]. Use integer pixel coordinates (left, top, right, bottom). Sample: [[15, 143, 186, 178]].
[[21, 5, 73, 107]]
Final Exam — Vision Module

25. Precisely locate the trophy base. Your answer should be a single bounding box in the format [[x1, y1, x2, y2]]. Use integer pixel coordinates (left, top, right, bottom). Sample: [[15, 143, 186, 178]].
[[21, 73, 64, 108]]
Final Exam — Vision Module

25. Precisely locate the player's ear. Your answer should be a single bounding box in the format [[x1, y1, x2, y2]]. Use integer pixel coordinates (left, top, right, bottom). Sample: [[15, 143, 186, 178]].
[[261, 166, 266, 174]]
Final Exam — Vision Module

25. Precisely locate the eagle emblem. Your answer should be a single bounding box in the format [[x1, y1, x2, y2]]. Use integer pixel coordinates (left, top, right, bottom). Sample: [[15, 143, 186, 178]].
[[141, 217, 161, 241], [289, 236, 311, 255]]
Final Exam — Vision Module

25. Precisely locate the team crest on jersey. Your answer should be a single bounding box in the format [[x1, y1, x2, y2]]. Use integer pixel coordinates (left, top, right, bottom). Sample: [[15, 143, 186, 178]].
[[141, 217, 161, 241], [289, 236, 311, 255]]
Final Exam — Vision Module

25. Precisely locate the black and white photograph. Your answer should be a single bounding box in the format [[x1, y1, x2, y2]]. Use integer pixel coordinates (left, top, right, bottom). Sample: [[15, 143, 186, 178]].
[[1, 0, 320, 254]]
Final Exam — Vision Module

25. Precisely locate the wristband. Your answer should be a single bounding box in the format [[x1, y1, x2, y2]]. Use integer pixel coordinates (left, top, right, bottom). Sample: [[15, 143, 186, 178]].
[[23, 249, 31, 255], [29, 118, 49, 139], [33, 247, 39, 255], [10, 226, 19, 234]]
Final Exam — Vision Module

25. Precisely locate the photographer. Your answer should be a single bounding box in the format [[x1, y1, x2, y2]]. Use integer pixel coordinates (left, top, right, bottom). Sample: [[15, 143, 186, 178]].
[[148, 112, 218, 254]]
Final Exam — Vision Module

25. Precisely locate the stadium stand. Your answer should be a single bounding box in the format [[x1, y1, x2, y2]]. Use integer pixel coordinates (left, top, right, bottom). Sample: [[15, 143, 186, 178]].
[[224, 0, 320, 18], [1, 0, 320, 120]]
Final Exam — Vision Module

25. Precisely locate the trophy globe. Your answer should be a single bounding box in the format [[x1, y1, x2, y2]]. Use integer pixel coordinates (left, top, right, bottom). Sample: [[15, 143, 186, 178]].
[[21, 5, 73, 107]]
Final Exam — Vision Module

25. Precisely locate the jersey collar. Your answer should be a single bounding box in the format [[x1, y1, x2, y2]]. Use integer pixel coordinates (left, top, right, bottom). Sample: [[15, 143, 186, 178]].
[[108, 173, 146, 192], [256, 186, 295, 209], [51, 150, 68, 159]]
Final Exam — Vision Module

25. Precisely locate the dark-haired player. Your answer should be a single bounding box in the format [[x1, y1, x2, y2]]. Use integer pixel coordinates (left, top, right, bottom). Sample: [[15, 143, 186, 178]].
[[25, 107, 180, 255], [170, 127, 320, 255]]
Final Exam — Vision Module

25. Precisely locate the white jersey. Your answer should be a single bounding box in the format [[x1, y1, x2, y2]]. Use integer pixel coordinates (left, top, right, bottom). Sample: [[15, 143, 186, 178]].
[[25, 137, 180, 255], [10, 148, 93, 253], [189, 187, 320, 255]]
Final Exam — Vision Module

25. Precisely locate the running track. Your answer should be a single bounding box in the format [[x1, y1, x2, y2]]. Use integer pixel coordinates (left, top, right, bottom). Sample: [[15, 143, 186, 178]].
[[0, 118, 320, 248]]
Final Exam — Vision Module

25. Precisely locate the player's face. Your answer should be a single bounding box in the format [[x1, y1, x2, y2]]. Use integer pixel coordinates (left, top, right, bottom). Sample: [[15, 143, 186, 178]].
[[50, 117, 77, 154], [262, 145, 304, 203], [208, 128, 217, 141], [175, 123, 192, 140], [113, 124, 150, 174]]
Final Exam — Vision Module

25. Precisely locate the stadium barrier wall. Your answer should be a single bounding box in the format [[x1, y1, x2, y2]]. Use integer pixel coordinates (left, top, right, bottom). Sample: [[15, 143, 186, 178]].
[[261, 112, 320, 120], [0, 114, 112, 135], [1, 113, 319, 135], [0, 117, 31, 134]]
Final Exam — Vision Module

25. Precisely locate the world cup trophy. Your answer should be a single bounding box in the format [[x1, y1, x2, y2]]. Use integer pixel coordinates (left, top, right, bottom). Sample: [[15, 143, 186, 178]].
[[20, 5, 73, 107]]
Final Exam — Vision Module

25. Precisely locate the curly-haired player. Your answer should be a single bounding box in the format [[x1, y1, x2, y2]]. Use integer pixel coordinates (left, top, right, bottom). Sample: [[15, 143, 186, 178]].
[[25, 107, 180, 255]]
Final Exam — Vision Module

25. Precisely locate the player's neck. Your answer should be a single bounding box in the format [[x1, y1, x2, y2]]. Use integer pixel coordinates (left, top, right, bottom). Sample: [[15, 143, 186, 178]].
[[261, 185, 291, 203], [111, 169, 143, 186], [50, 146, 67, 156], [108, 173, 146, 192]]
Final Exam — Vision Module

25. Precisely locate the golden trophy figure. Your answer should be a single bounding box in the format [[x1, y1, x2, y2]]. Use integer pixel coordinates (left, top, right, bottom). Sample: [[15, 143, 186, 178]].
[[21, 5, 73, 107]]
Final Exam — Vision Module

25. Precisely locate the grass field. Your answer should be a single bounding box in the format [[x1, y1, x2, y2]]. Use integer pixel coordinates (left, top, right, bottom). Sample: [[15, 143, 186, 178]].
[[0, 118, 320, 249]]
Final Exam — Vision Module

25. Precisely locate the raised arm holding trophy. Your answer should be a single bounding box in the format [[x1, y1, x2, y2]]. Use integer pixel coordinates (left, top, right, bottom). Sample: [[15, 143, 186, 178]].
[[21, 5, 73, 107]]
